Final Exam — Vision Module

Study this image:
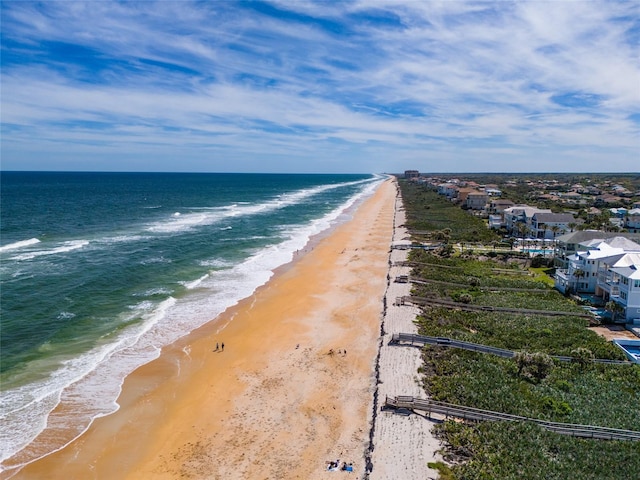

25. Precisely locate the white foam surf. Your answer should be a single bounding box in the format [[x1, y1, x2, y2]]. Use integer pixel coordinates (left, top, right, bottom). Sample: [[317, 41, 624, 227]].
[[9, 240, 89, 261], [0, 238, 41, 253], [0, 175, 386, 475]]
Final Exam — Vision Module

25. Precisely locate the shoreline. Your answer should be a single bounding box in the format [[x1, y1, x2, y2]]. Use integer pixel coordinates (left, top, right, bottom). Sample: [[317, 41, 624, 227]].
[[10, 178, 402, 479]]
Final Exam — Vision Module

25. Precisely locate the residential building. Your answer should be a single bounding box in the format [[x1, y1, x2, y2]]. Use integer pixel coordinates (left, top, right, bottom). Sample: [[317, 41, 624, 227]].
[[488, 214, 504, 229], [609, 207, 628, 218], [595, 252, 640, 322], [437, 183, 458, 199], [466, 191, 489, 210], [530, 212, 575, 239], [503, 205, 551, 236], [456, 187, 476, 204], [488, 199, 514, 214], [625, 208, 640, 233], [554, 239, 638, 294], [554, 231, 640, 269]]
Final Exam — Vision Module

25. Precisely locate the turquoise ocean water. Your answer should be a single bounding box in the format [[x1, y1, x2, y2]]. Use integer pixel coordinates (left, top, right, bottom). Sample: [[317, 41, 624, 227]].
[[0, 172, 383, 470]]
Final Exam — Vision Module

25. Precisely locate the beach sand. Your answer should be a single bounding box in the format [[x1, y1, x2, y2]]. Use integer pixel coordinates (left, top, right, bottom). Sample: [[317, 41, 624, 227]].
[[10, 178, 441, 480], [367, 201, 442, 480]]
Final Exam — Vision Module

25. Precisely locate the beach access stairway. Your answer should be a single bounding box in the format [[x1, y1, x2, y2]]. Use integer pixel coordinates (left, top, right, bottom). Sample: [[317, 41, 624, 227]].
[[390, 333, 632, 365], [384, 395, 640, 442], [395, 295, 595, 319], [396, 261, 532, 276], [403, 275, 550, 293]]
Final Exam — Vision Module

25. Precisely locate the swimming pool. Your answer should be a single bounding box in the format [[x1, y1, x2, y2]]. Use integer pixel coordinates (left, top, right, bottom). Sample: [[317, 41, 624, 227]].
[[614, 340, 640, 363], [523, 249, 554, 256]]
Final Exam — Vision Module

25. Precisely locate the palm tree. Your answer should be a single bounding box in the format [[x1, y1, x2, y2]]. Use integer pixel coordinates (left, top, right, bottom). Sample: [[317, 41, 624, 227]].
[[573, 268, 586, 292], [516, 223, 529, 247], [605, 300, 625, 323], [550, 225, 561, 258]]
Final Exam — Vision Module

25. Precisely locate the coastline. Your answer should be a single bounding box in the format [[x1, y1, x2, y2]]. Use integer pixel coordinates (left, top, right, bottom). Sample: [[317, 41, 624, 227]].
[[10, 178, 399, 479]]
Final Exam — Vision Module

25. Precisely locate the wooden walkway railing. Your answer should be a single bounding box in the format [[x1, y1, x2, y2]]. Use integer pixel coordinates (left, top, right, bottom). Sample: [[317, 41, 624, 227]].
[[390, 333, 631, 365], [384, 396, 640, 441], [395, 295, 594, 319], [408, 276, 550, 293]]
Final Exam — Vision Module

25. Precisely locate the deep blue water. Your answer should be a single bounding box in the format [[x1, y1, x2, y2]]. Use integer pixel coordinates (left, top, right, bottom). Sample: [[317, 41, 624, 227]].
[[0, 171, 382, 469]]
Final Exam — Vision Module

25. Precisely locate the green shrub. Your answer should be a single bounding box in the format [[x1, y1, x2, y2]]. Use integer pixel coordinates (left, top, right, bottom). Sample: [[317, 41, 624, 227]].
[[514, 352, 555, 383], [541, 396, 573, 416]]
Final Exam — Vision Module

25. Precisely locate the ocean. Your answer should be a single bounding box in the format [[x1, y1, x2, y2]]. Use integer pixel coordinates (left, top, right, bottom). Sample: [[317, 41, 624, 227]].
[[0, 171, 383, 471]]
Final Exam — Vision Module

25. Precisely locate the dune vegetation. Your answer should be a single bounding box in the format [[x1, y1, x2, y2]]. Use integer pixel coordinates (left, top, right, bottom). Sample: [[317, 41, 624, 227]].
[[398, 179, 640, 479]]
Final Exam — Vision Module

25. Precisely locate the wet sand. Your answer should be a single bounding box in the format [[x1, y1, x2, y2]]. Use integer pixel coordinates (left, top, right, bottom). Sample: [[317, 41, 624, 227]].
[[11, 178, 400, 479]]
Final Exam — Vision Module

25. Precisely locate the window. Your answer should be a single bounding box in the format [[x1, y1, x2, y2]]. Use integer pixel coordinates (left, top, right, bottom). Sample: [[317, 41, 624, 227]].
[[634, 280, 640, 288], [621, 292, 627, 300]]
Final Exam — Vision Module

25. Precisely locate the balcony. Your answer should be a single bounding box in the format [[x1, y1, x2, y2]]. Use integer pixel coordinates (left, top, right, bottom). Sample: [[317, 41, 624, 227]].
[[597, 272, 619, 286]]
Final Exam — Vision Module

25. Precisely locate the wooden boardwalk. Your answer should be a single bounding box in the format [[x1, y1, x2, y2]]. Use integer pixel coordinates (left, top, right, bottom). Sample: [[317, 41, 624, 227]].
[[395, 295, 595, 319], [408, 276, 551, 293], [390, 333, 632, 365], [385, 396, 640, 441]]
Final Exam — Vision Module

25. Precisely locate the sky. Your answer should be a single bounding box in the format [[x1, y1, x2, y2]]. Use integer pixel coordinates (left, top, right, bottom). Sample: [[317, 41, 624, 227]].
[[1, 1, 639, 173]]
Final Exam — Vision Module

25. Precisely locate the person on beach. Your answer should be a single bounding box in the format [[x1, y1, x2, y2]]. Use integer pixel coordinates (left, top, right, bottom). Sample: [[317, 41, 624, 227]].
[[215, 342, 219, 351], [221, 342, 225, 351]]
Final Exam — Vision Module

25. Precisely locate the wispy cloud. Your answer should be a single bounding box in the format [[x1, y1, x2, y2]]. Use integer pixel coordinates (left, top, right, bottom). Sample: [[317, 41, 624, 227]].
[[1, 0, 638, 172]]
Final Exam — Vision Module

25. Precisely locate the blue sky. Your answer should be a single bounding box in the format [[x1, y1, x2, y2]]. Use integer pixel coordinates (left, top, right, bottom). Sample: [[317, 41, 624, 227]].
[[1, 1, 638, 173]]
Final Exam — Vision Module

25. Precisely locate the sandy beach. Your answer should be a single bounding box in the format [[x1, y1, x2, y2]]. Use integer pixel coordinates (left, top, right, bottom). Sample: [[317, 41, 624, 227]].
[[8, 178, 440, 480], [367, 195, 442, 480], [9, 178, 443, 480]]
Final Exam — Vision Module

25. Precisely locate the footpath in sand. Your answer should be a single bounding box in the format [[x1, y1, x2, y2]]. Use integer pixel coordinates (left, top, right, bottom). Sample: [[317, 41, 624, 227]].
[[367, 193, 442, 480], [10, 179, 389, 480]]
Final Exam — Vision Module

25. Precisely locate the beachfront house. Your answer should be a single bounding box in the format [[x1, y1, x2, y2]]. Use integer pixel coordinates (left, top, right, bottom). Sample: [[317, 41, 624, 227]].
[[554, 238, 637, 294], [503, 205, 552, 237], [594, 252, 640, 323], [555, 236, 640, 294], [554, 231, 640, 269], [530, 212, 575, 240]]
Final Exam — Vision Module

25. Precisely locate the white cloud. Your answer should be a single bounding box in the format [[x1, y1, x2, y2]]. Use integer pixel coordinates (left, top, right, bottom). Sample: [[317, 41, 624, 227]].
[[1, 0, 638, 172]]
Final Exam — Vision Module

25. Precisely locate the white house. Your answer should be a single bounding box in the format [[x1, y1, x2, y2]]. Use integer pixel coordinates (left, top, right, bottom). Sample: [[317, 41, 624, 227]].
[[554, 237, 640, 295], [530, 212, 575, 240], [503, 205, 552, 236], [437, 183, 458, 198], [553, 231, 640, 269], [595, 252, 640, 323]]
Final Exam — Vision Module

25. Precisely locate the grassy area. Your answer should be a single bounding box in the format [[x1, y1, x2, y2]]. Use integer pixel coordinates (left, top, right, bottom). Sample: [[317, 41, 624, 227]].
[[399, 180, 500, 243], [396, 178, 640, 479], [528, 266, 557, 287], [434, 421, 640, 480]]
